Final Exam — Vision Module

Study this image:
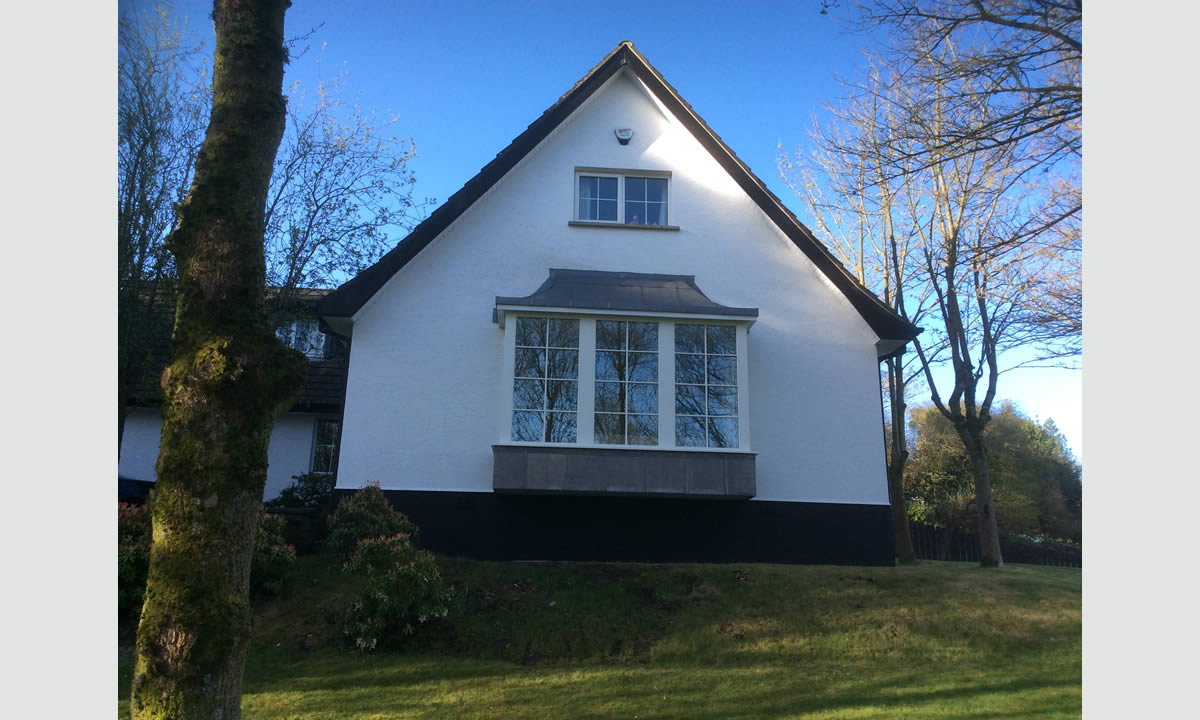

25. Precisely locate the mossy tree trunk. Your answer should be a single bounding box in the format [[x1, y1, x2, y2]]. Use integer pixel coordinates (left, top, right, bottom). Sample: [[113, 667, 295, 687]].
[[130, 2, 302, 718]]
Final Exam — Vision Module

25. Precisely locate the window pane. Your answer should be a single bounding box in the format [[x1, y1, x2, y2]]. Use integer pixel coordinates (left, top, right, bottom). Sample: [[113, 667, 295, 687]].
[[626, 177, 646, 201], [579, 197, 596, 220], [595, 414, 625, 444], [516, 317, 546, 347], [547, 380, 577, 411], [628, 382, 658, 414], [546, 412, 577, 443], [547, 349, 578, 379], [645, 203, 665, 226], [598, 199, 618, 221], [515, 348, 545, 378], [645, 178, 667, 203], [707, 355, 737, 385], [512, 411, 544, 442], [628, 322, 657, 351], [675, 324, 705, 354], [513, 379, 545, 410], [708, 417, 739, 448], [316, 420, 338, 445], [707, 325, 736, 355], [707, 385, 738, 416], [598, 176, 617, 200], [675, 383, 706, 416], [628, 414, 658, 446], [595, 350, 624, 381], [579, 175, 598, 198], [675, 353, 705, 384], [313, 445, 334, 474], [675, 416, 706, 447], [625, 201, 646, 225], [596, 321, 626, 350], [627, 352, 658, 382], [595, 382, 624, 412], [548, 318, 579, 348]]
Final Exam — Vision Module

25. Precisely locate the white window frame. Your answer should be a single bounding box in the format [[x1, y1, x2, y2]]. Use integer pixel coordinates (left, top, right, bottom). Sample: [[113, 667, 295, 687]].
[[498, 311, 752, 453], [573, 168, 671, 227]]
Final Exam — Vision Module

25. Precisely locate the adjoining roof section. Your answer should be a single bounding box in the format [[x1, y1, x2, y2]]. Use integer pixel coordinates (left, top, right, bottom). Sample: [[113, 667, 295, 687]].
[[495, 269, 759, 324], [319, 41, 918, 346]]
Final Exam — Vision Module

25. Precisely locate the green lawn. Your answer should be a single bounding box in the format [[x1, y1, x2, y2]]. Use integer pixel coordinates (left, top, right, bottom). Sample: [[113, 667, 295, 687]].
[[120, 557, 1080, 719]]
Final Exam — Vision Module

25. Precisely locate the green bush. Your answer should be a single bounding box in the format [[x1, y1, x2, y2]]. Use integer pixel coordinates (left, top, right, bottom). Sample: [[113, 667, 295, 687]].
[[342, 533, 451, 651], [252, 510, 297, 599], [118, 502, 298, 616], [118, 502, 152, 618], [327, 483, 417, 556], [268, 472, 336, 509]]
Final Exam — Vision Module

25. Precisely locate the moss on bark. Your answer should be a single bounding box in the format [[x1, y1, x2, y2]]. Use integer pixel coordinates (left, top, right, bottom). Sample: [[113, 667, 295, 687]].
[[131, 2, 298, 718]]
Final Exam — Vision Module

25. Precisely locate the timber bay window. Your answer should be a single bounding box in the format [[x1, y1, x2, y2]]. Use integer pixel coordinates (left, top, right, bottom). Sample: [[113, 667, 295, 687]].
[[503, 315, 748, 450], [576, 171, 669, 226]]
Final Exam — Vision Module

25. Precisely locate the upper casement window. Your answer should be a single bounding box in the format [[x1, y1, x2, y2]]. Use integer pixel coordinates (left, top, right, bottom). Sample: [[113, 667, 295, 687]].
[[575, 170, 670, 227], [276, 319, 327, 359]]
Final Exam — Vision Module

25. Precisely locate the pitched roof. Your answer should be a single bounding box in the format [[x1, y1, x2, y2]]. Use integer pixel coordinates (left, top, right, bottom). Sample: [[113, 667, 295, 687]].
[[496, 269, 758, 318], [319, 41, 918, 344]]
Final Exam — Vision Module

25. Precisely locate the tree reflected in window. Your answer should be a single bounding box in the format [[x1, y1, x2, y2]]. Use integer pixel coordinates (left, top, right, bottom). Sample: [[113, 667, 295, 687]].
[[512, 317, 578, 443]]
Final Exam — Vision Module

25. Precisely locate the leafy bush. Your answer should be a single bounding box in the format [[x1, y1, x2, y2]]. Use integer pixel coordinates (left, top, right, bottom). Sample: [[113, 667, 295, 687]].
[[327, 483, 417, 557], [269, 472, 336, 509], [252, 511, 298, 599], [1001, 533, 1082, 567], [342, 533, 452, 651], [118, 502, 152, 618], [118, 503, 298, 617]]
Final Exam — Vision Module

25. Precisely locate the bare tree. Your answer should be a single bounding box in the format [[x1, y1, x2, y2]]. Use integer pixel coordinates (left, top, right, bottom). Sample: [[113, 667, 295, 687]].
[[264, 67, 431, 321], [846, 0, 1082, 354], [117, 2, 208, 449], [850, 0, 1081, 167], [780, 66, 936, 562], [129, 1, 305, 717]]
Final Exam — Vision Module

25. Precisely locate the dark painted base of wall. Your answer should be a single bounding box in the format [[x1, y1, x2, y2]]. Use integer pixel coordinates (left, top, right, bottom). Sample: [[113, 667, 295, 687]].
[[347, 490, 896, 566]]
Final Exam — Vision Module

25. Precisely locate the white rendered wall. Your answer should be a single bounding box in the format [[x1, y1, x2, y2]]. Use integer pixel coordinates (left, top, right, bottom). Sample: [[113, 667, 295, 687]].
[[338, 70, 888, 505], [117, 409, 319, 501]]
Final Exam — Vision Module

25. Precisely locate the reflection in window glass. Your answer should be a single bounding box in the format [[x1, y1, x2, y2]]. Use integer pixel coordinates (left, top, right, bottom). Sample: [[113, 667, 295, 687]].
[[675, 324, 738, 448], [594, 321, 659, 445], [512, 317, 579, 443], [312, 419, 339, 474]]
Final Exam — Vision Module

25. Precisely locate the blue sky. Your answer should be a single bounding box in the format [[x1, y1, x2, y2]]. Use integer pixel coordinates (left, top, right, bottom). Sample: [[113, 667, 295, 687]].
[[160, 0, 1082, 459]]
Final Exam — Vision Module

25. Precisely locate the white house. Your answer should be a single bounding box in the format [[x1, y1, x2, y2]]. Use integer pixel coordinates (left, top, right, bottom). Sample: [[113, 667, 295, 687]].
[[316, 42, 918, 564], [118, 291, 347, 502]]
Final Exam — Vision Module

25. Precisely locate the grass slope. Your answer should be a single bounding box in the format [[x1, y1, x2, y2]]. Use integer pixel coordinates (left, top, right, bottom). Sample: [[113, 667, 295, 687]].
[[120, 557, 1080, 719]]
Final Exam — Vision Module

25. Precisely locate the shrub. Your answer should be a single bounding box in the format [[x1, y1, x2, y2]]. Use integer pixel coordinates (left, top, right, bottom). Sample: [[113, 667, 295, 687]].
[[342, 533, 451, 651], [118, 502, 152, 618], [118, 503, 298, 617], [252, 510, 298, 599], [327, 483, 417, 556], [269, 472, 336, 509]]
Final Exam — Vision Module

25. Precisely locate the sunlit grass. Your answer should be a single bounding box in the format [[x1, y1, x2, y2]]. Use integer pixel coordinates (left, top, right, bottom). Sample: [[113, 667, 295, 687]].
[[120, 558, 1080, 719]]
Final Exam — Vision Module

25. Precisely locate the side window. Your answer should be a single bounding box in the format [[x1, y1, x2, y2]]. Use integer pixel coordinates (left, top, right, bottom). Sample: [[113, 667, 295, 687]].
[[512, 317, 580, 443], [674, 324, 739, 448], [312, 418, 339, 474]]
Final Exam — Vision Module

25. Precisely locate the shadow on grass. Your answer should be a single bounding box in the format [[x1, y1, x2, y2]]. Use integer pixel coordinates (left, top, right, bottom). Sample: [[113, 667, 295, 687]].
[[239, 654, 1080, 719]]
